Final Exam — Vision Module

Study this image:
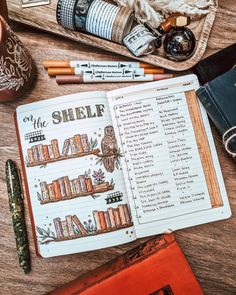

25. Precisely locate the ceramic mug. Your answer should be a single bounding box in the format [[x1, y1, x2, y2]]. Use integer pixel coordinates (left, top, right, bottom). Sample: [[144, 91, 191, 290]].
[[0, 15, 34, 101]]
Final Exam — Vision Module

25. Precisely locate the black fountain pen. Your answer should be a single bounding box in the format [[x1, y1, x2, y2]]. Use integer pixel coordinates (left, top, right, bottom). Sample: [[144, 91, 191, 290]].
[[6, 159, 31, 274]]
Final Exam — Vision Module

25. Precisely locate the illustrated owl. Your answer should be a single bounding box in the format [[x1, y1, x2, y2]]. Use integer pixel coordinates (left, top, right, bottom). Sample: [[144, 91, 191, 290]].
[[101, 125, 118, 173]]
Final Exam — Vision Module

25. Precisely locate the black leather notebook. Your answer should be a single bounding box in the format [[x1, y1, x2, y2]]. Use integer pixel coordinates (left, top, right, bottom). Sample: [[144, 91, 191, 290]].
[[193, 43, 236, 84], [197, 68, 236, 153]]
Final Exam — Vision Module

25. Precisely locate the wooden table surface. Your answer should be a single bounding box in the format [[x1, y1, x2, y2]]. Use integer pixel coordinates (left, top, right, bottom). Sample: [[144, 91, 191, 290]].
[[0, 1, 236, 294]]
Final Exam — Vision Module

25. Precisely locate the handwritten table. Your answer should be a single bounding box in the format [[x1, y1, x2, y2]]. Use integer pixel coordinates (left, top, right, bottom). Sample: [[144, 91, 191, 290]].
[[0, 1, 235, 294]]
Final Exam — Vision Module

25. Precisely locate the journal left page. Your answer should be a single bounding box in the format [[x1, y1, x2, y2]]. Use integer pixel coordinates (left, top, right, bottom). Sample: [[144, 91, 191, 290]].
[[15, 91, 136, 258]]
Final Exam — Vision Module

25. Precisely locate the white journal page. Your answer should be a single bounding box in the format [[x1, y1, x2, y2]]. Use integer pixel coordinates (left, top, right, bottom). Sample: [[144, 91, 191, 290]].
[[107, 75, 231, 238], [16, 91, 135, 257]]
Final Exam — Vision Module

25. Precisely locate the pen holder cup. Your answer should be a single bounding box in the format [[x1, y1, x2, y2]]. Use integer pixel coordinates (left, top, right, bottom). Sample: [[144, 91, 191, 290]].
[[0, 15, 35, 102]]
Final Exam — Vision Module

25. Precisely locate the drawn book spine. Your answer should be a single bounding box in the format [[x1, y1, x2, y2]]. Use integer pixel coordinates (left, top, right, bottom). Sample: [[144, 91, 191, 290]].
[[99, 211, 107, 231], [53, 218, 63, 239], [71, 215, 87, 235], [32, 145, 39, 162], [61, 221, 69, 238], [123, 204, 131, 224], [69, 137, 78, 155], [37, 144, 44, 161], [79, 175, 87, 193], [49, 235, 196, 295], [47, 183, 55, 199], [53, 180, 62, 200], [58, 178, 66, 198], [61, 139, 70, 156], [48, 145, 55, 159], [108, 208, 116, 229], [70, 180, 76, 195], [85, 178, 93, 192], [51, 139, 60, 158], [74, 134, 83, 153], [40, 181, 49, 200], [27, 148, 34, 164], [66, 215, 75, 237], [113, 208, 121, 227], [42, 145, 50, 161], [104, 212, 111, 230], [73, 178, 81, 194], [93, 210, 102, 232], [63, 176, 72, 197], [80, 134, 90, 152], [118, 204, 127, 226]]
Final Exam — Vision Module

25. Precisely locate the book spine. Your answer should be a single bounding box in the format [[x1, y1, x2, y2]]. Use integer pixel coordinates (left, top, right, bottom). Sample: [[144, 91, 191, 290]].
[[69, 137, 77, 155], [51, 139, 60, 158], [52, 180, 62, 200], [85, 178, 93, 192], [79, 175, 87, 193], [99, 211, 107, 231], [32, 146, 39, 162], [47, 183, 56, 200], [53, 217, 64, 239], [197, 86, 230, 134], [37, 144, 44, 161], [72, 178, 80, 194], [27, 148, 34, 164], [80, 134, 90, 152], [61, 139, 70, 157], [42, 145, 50, 161], [104, 212, 111, 230], [113, 208, 121, 227], [61, 220, 69, 238], [49, 235, 176, 295], [66, 215, 75, 237], [63, 176, 72, 197], [40, 181, 49, 201], [93, 210, 102, 232], [70, 180, 76, 195], [58, 178, 66, 198], [74, 134, 84, 153], [48, 145, 55, 159], [72, 215, 87, 235], [108, 208, 116, 229], [118, 204, 127, 226], [123, 204, 131, 224]]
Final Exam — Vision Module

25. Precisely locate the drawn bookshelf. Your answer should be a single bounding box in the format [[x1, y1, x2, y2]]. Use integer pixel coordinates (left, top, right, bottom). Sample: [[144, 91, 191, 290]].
[[26, 133, 99, 167], [38, 170, 114, 204], [36, 204, 133, 244]]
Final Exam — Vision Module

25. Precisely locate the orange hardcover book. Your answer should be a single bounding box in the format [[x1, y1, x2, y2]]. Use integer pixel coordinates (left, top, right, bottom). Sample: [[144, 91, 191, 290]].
[[52, 180, 62, 200], [49, 234, 203, 295], [42, 145, 50, 161], [98, 211, 107, 231]]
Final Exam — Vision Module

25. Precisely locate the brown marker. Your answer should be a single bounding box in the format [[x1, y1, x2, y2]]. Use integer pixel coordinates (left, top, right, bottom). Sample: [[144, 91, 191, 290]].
[[47, 67, 165, 77], [43, 60, 159, 69], [56, 73, 173, 84]]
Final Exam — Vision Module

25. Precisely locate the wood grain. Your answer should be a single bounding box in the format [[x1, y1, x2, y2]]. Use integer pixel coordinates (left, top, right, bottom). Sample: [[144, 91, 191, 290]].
[[185, 90, 222, 207], [7, 0, 217, 71], [0, 1, 236, 294]]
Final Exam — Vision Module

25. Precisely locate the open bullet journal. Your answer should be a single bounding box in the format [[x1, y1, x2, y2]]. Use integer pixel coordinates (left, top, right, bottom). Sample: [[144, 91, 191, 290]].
[[15, 74, 231, 258]]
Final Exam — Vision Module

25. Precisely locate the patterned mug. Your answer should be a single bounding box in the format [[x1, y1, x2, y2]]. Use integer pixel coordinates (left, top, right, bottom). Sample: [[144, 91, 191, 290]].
[[0, 16, 34, 101]]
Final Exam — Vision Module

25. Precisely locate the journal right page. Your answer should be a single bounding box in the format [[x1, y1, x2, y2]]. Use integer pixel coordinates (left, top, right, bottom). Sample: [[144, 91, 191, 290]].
[[107, 74, 231, 238]]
